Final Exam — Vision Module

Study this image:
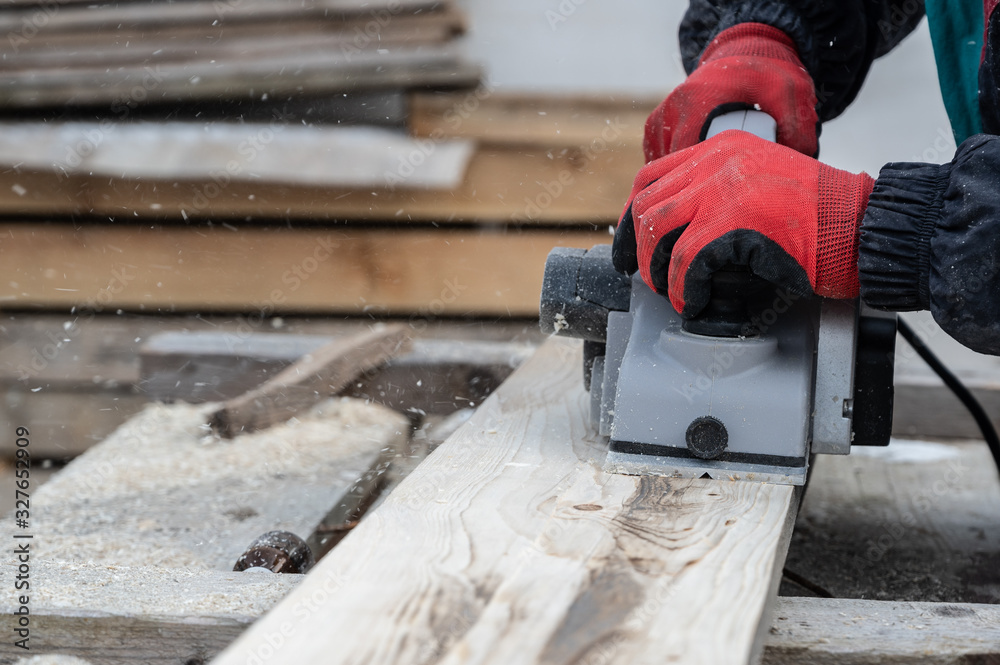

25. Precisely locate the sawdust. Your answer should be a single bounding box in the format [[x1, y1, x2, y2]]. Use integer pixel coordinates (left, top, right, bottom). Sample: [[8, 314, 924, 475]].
[[36, 397, 405, 502], [23, 397, 409, 570]]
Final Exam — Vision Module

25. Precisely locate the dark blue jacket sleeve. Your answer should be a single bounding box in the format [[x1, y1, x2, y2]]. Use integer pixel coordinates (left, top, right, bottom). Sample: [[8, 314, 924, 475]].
[[859, 135, 1000, 355], [680, 0, 926, 121]]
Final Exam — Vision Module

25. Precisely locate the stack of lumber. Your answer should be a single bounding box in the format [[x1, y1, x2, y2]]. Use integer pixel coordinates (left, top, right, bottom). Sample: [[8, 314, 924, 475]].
[[0, 0, 476, 109], [0, 1, 660, 317]]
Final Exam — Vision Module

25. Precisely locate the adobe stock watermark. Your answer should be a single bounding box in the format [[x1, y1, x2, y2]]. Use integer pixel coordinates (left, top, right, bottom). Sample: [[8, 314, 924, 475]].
[[339, 0, 409, 61], [546, 0, 588, 31], [7, 0, 72, 52], [56, 66, 165, 176], [510, 118, 626, 222], [909, 126, 956, 163], [672, 287, 802, 404], [383, 82, 497, 191], [15, 265, 137, 382], [855, 453, 969, 569], [187, 110, 292, 213], [215, 234, 341, 350]]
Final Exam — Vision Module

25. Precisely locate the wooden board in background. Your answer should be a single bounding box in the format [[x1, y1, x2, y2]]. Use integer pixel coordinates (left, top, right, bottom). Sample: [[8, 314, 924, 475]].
[[0, 122, 476, 190], [764, 597, 1000, 664], [0, 144, 640, 222], [0, 0, 448, 34], [0, 47, 481, 108], [411, 90, 657, 148], [784, 438, 1000, 604], [214, 338, 801, 665], [0, 223, 609, 315]]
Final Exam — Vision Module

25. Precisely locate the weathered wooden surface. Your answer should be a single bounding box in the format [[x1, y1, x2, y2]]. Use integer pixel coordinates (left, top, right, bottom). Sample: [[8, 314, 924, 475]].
[[783, 438, 1000, 603], [764, 597, 1000, 665], [0, 224, 608, 315], [209, 325, 410, 438], [0, 561, 300, 665], [214, 338, 800, 665], [140, 331, 331, 403], [411, 90, 654, 148], [0, 123, 474, 190], [0, 141, 638, 222], [0, 315, 544, 458], [27, 398, 408, 570], [141, 331, 534, 412]]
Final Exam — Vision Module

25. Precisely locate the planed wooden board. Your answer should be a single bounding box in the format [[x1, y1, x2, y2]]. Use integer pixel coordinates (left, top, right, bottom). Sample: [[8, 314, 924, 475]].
[[764, 597, 1000, 665], [209, 324, 411, 438], [213, 338, 801, 665], [0, 569, 997, 664], [0, 223, 610, 315]]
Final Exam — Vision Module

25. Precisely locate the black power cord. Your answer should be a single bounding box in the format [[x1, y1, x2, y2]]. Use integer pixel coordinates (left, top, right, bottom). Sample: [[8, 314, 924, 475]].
[[897, 317, 1000, 471]]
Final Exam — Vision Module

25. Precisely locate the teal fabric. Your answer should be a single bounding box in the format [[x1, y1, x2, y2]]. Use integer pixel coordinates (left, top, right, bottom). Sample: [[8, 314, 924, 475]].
[[924, 0, 984, 142]]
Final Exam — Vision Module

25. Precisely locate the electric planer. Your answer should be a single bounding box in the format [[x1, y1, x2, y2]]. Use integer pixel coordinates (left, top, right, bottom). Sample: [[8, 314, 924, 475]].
[[540, 110, 897, 485]]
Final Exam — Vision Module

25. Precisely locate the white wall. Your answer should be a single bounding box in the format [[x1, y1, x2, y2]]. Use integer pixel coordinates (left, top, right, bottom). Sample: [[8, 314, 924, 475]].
[[457, 0, 955, 172]]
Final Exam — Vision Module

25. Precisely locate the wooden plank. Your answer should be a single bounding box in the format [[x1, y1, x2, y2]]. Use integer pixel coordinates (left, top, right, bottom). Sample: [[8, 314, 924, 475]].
[[213, 338, 801, 665], [764, 597, 1000, 665], [140, 331, 534, 411], [0, 224, 610, 315], [783, 438, 1000, 603], [0, 122, 475, 190], [27, 396, 409, 570], [2, 572, 997, 665], [0, 145, 638, 222], [4, 10, 465, 66], [209, 325, 411, 438], [0, 47, 481, 108], [0, 0, 449, 34], [411, 90, 656, 148], [139, 331, 332, 403], [0, 390, 146, 459]]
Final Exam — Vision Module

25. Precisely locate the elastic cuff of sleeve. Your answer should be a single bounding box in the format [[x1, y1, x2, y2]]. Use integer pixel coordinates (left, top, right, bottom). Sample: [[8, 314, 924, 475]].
[[858, 162, 951, 311]]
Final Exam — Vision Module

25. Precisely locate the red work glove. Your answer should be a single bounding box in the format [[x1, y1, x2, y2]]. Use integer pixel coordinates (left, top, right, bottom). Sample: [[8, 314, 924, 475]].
[[644, 23, 818, 161], [611, 131, 875, 318]]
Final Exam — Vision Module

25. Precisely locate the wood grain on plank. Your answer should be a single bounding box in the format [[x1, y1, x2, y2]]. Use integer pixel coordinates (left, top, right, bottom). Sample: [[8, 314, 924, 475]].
[[214, 338, 800, 665], [210, 325, 410, 438], [0, 224, 609, 315]]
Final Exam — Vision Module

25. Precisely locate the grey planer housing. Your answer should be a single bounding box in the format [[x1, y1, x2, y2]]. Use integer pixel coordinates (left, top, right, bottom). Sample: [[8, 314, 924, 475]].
[[539, 111, 896, 486]]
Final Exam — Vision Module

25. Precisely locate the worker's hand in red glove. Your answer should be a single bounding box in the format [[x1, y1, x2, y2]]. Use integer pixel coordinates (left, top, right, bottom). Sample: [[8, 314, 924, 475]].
[[611, 131, 875, 318], [644, 23, 818, 161]]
